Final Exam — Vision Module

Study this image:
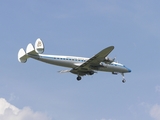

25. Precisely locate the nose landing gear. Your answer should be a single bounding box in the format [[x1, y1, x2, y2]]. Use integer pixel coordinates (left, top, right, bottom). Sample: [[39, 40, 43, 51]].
[[122, 79, 126, 83], [121, 73, 126, 83]]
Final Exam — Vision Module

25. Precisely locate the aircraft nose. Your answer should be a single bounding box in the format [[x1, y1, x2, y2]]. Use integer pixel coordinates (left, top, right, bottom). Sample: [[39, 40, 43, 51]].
[[125, 67, 131, 72], [125, 66, 131, 73], [128, 68, 131, 72]]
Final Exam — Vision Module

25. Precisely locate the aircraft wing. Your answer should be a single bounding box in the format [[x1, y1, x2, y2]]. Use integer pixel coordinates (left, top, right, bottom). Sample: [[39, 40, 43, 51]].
[[71, 46, 114, 74]]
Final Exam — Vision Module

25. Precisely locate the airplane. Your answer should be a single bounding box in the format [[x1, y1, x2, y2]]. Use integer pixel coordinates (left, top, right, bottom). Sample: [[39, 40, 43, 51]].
[[18, 38, 131, 83]]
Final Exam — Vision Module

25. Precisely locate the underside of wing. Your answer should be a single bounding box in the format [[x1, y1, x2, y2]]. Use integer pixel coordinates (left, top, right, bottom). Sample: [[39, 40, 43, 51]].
[[70, 46, 114, 75]]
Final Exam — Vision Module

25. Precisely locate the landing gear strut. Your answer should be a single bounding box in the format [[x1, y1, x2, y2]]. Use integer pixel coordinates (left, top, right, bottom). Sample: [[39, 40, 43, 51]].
[[77, 76, 82, 81], [121, 73, 126, 83]]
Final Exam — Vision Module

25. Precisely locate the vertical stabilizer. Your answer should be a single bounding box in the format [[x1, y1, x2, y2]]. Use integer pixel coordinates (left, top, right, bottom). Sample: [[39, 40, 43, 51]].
[[18, 48, 28, 63], [26, 43, 37, 54], [35, 38, 44, 54]]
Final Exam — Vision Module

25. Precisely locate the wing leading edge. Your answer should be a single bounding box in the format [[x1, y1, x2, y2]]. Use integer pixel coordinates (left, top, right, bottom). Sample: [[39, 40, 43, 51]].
[[70, 46, 114, 75]]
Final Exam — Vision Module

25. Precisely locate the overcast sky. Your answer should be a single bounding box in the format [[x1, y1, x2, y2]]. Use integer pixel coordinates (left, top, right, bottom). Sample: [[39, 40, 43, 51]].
[[0, 0, 160, 120]]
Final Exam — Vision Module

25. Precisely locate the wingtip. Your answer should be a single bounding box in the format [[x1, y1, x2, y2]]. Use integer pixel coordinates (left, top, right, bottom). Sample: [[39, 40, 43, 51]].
[[110, 46, 114, 48], [107, 46, 114, 50]]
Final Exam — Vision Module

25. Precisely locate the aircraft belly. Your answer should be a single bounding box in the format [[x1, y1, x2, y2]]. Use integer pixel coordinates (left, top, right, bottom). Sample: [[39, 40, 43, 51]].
[[98, 65, 127, 73]]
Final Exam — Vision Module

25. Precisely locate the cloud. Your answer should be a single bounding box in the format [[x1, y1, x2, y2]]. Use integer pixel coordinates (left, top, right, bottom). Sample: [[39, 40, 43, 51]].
[[0, 98, 51, 120], [150, 104, 160, 120]]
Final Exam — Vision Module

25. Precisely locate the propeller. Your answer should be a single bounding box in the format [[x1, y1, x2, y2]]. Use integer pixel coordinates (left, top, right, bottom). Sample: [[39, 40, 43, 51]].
[[104, 57, 116, 63]]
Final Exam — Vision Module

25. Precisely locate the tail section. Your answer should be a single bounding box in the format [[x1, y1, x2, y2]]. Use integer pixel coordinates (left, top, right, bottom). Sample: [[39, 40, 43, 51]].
[[35, 38, 44, 54], [26, 43, 37, 54], [18, 48, 28, 63], [18, 38, 45, 63]]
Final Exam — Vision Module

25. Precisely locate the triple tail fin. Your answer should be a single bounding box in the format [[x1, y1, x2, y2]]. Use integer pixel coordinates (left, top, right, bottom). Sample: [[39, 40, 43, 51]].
[[35, 38, 44, 54], [18, 48, 28, 63], [18, 38, 44, 63]]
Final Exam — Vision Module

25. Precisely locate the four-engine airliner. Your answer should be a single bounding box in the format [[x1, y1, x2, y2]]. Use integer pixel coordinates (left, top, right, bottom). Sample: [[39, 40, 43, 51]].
[[18, 38, 131, 83]]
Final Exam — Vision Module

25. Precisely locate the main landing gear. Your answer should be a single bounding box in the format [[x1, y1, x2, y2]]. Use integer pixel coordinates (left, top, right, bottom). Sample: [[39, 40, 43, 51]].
[[76, 74, 127, 83], [121, 73, 126, 83], [77, 76, 82, 81]]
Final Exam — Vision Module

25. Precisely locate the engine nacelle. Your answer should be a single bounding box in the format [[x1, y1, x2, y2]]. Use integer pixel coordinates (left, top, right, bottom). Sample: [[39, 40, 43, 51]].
[[104, 57, 115, 64], [87, 71, 95, 75], [100, 62, 108, 67]]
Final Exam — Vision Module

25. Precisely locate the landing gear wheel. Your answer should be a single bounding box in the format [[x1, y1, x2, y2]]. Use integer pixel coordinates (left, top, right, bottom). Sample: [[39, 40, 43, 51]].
[[77, 76, 82, 81], [122, 79, 126, 83]]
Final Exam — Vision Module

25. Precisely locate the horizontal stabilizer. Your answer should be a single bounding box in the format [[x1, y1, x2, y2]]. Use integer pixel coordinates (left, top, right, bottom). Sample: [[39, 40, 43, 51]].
[[26, 43, 37, 54], [58, 70, 71, 73], [35, 38, 44, 54], [18, 48, 28, 63]]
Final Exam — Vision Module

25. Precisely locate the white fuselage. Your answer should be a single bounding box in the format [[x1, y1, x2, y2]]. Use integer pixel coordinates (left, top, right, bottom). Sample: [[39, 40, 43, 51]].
[[29, 54, 131, 73]]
